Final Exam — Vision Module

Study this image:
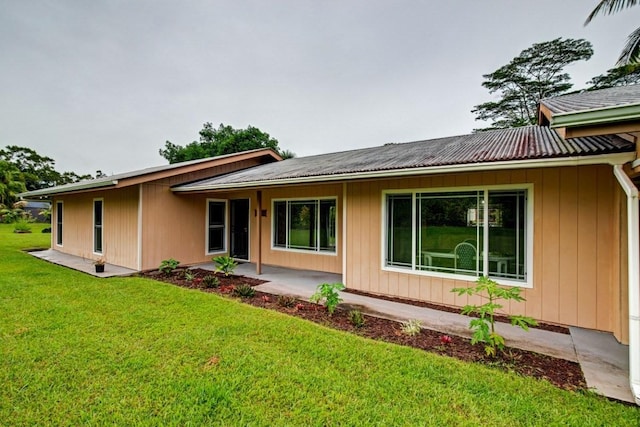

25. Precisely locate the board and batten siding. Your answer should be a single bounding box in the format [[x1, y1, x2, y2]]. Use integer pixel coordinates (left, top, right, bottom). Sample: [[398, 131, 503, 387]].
[[52, 186, 139, 269], [345, 165, 628, 342]]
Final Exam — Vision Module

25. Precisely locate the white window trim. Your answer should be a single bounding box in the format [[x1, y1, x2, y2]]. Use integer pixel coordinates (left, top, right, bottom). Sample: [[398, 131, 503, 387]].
[[381, 184, 534, 288], [271, 196, 338, 256], [205, 199, 228, 255], [55, 200, 63, 247], [93, 198, 104, 255]]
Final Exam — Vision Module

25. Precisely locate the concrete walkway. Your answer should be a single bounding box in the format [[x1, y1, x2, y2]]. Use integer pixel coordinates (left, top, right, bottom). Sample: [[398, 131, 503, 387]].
[[26, 251, 635, 403]]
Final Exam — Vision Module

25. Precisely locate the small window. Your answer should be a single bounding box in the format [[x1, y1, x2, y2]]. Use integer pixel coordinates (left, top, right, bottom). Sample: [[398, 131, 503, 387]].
[[56, 201, 63, 246], [94, 199, 103, 254], [273, 198, 336, 253], [207, 200, 226, 253]]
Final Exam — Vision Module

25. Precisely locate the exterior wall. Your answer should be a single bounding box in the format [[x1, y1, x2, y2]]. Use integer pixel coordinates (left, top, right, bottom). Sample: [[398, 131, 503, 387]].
[[139, 159, 265, 270], [345, 165, 623, 337], [52, 186, 139, 269]]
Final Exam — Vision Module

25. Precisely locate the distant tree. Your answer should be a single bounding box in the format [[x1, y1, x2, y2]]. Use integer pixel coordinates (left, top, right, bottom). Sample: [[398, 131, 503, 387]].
[[585, 0, 640, 65], [472, 38, 593, 130], [587, 63, 640, 89], [279, 149, 296, 160], [159, 123, 287, 164], [0, 160, 26, 206]]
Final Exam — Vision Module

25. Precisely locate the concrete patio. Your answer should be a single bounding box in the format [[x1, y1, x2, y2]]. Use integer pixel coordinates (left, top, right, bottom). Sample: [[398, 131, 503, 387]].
[[28, 250, 635, 403]]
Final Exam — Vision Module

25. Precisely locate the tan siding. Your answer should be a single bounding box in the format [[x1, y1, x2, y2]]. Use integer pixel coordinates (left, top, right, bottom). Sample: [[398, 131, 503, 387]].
[[345, 165, 622, 336]]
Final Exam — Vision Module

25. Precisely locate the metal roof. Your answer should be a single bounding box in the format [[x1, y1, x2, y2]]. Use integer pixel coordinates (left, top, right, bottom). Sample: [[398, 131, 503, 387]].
[[541, 84, 640, 115], [174, 126, 633, 190]]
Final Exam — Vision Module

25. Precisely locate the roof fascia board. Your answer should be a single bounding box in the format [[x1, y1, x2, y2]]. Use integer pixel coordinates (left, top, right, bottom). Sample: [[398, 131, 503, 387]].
[[550, 104, 640, 128], [172, 152, 634, 192], [19, 180, 119, 199]]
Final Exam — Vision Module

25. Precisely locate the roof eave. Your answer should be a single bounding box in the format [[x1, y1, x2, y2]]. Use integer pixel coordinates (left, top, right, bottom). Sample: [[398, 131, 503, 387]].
[[19, 179, 119, 199], [550, 104, 640, 129], [172, 152, 635, 192]]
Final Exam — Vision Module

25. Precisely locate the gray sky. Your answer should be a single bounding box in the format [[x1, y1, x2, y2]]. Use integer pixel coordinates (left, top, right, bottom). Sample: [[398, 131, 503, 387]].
[[1, 1, 638, 176]]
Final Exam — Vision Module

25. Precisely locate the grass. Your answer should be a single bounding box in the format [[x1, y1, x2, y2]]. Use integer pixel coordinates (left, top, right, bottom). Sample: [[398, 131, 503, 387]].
[[1, 223, 639, 426]]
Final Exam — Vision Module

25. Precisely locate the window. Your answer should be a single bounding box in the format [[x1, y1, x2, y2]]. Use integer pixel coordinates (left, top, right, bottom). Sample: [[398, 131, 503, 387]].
[[385, 187, 530, 284], [55, 201, 63, 246], [273, 199, 336, 253], [207, 200, 226, 253], [93, 199, 103, 254]]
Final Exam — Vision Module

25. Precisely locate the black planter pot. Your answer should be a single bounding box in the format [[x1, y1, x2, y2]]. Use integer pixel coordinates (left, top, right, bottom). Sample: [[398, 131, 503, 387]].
[[95, 264, 105, 273]]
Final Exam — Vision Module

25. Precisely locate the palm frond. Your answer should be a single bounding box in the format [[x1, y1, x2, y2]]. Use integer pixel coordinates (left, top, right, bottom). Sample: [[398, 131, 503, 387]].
[[617, 26, 640, 65], [585, 0, 640, 25]]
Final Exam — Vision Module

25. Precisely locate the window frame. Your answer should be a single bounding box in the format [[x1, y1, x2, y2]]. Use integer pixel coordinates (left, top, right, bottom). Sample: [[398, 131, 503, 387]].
[[271, 197, 338, 255], [93, 198, 104, 255], [55, 201, 63, 247], [382, 184, 533, 288], [206, 199, 228, 255]]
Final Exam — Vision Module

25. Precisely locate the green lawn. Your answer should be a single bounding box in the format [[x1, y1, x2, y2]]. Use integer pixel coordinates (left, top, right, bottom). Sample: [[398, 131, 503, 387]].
[[1, 224, 639, 426]]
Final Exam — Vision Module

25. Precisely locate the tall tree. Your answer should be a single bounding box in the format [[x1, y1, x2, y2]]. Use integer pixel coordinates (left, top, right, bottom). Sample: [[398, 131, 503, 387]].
[[587, 63, 640, 89], [472, 38, 593, 130], [159, 123, 290, 164], [0, 160, 26, 206], [585, 0, 640, 65]]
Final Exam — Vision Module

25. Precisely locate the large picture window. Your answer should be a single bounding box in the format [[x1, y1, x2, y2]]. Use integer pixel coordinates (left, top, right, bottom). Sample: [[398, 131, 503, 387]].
[[273, 199, 336, 253], [93, 199, 103, 254], [55, 201, 63, 246], [207, 200, 227, 253], [385, 187, 530, 284]]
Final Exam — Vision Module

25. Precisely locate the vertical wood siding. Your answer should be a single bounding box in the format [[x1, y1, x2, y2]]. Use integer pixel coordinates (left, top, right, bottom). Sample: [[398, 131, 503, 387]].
[[345, 165, 624, 338]]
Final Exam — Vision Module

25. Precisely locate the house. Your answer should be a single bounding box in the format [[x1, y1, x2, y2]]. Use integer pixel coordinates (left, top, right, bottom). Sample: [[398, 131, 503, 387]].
[[22, 84, 640, 403]]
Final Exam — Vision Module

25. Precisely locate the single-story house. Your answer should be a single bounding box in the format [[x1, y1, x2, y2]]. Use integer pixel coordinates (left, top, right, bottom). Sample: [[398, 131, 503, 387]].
[[22, 84, 640, 402]]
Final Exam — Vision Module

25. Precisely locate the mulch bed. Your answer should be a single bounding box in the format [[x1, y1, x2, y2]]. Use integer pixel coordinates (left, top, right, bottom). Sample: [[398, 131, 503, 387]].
[[140, 268, 586, 392]]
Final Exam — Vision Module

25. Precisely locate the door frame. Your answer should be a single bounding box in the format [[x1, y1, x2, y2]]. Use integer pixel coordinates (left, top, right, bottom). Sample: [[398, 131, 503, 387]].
[[229, 198, 250, 261]]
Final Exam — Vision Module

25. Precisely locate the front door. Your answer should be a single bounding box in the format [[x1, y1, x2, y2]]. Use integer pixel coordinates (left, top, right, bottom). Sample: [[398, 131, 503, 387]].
[[230, 199, 250, 260]]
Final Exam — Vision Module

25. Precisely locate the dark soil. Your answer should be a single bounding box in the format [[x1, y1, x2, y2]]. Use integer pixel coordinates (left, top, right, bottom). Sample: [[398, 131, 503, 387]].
[[140, 268, 586, 392]]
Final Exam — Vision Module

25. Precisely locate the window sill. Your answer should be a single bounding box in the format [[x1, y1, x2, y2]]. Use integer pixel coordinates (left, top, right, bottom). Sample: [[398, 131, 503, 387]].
[[271, 246, 338, 257], [382, 265, 532, 289]]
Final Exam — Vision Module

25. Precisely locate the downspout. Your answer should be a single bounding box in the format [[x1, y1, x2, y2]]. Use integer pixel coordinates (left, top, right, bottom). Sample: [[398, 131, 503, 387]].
[[613, 164, 640, 405]]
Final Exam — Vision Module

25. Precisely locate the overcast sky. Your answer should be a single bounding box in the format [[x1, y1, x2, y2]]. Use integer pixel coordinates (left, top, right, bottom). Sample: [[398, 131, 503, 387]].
[[1, 1, 638, 176]]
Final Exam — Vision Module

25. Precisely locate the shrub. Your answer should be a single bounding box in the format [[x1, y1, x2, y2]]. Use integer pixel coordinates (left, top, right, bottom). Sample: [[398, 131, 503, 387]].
[[310, 283, 345, 315], [277, 295, 297, 308], [233, 284, 255, 298], [183, 270, 195, 281], [13, 220, 32, 233], [400, 319, 422, 336], [202, 275, 220, 289], [159, 258, 180, 274], [213, 255, 237, 277], [451, 276, 537, 357], [349, 310, 366, 328]]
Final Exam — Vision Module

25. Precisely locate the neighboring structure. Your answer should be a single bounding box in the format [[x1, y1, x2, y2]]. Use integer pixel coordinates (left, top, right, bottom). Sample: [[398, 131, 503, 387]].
[[22, 85, 640, 403]]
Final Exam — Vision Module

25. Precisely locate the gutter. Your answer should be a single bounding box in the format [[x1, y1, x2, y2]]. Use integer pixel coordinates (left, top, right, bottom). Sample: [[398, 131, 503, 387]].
[[172, 152, 634, 192], [613, 164, 640, 405], [550, 104, 640, 129], [19, 179, 119, 199]]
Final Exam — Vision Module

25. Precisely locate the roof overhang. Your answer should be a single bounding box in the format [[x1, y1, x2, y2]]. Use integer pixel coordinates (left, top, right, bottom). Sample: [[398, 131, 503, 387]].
[[172, 152, 635, 192], [548, 104, 640, 129], [19, 179, 119, 199]]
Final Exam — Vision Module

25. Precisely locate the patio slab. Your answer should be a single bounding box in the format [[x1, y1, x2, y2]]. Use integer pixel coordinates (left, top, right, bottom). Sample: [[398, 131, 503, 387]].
[[29, 249, 137, 277]]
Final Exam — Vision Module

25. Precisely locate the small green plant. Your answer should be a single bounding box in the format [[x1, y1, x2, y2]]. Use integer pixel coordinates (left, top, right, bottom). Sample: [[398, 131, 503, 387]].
[[349, 310, 366, 328], [310, 282, 345, 315], [159, 258, 180, 274], [452, 276, 537, 357], [277, 295, 297, 308], [13, 220, 32, 233], [233, 284, 256, 298], [213, 255, 237, 277], [400, 319, 422, 336], [183, 270, 195, 281], [202, 275, 220, 289]]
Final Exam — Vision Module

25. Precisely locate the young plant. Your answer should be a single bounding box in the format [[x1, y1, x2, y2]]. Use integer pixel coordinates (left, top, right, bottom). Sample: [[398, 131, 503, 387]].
[[213, 255, 237, 277], [13, 220, 32, 233], [310, 283, 345, 315], [451, 276, 537, 357], [277, 295, 297, 308], [349, 310, 366, 328], [159, 258, 180, 274], [183, 270, 195, 281], [400, 319, 422, 336], [233, 284, 255, 298], [202, 275, 220, 289]]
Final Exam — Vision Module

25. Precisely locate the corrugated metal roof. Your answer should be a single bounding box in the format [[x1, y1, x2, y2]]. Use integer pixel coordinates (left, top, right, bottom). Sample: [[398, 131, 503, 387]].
[[175, 126, 633, 189], [541, 84, 640, 115]]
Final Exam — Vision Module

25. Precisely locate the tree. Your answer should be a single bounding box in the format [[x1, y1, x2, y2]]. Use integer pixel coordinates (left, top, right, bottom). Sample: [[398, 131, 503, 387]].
[[0, 160, 26, 206], [159, 123, 288, 164], [585, 0, 640, 65], [472, 38, 593, 130], [587, 63, 640, 89]]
